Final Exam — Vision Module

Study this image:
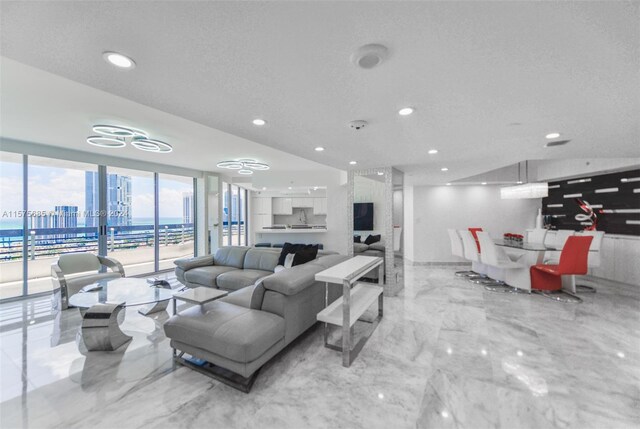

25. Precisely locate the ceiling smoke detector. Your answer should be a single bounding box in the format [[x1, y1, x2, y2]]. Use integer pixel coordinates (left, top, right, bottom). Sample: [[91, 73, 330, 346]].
[[349, 120, 368, 130], [351, 44, 389, 69]]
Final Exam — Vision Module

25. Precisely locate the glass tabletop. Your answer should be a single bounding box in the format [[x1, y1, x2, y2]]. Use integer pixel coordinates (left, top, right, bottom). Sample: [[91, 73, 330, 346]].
[[494, 239, 559, 251], [68, 277, 175, 309]]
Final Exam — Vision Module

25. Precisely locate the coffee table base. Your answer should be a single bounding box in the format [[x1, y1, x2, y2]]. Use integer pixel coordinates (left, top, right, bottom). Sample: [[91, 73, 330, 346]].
[[138, 299, 169, 316], [82, 302, 132, 351]]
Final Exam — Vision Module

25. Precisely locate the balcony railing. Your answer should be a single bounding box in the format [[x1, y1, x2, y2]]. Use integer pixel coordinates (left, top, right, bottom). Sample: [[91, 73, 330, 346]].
[[0, 224, 194, 261]]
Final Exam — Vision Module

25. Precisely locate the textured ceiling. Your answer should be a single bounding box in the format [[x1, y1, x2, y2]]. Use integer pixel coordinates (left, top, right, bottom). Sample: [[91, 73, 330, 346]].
[[1, 1, 638, 185]]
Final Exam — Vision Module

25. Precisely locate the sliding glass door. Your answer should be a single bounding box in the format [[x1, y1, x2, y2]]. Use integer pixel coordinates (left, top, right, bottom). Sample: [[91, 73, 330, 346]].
[[104, 167, 155, 277], [0, 152, 25, 300], [158, 174, 194, 271], [221, 182, 248, 246]]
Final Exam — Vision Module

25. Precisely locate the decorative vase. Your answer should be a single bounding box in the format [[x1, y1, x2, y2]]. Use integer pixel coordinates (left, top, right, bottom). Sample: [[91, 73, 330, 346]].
[[535, 208, 543, 229]]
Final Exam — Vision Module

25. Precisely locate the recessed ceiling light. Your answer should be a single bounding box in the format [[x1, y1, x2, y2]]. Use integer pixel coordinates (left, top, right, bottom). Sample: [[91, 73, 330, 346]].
[[349, 161, 357, 165], [351, 44, 389, 69], [288, 186, 293, 190], [545, 132, 560, 139], [446, 183, 451, 186], [262, 187, 267, 190], [481, 182, 487, 185], [428, 149, 438, 155], [315, 147, 325, 152], [516, 181, 523, 184], [252, 119, 266, 126], [441, 167, 448, 172], [377, 171, 384, 176], [103, 51, 135, 69], [398, 107, 414, 116]]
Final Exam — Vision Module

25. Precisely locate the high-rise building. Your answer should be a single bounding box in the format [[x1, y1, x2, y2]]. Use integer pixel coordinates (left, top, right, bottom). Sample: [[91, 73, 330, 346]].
[[85, 172, 132, 227], [53, 206, 78, 228], [183, 192, 194, 224]]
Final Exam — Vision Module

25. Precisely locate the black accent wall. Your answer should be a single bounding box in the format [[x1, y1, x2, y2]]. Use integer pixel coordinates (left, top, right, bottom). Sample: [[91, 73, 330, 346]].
[[542, 168, 640, 235]]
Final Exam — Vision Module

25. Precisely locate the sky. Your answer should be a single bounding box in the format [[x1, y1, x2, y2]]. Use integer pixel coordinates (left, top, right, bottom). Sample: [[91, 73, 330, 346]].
[[0, 158, 192, 220]]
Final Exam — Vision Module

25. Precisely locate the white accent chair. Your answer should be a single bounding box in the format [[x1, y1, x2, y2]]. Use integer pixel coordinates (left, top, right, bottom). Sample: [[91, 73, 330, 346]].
[[447, 229, 475, 277], [458, 230, 504, 286], [477, 232, 530, 292], [51, 253, 125, 310], [575, 230, 605, 292]]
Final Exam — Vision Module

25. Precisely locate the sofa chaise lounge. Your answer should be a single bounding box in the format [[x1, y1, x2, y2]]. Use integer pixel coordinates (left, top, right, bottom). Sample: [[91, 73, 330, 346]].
[[165, 246, 347, 392]]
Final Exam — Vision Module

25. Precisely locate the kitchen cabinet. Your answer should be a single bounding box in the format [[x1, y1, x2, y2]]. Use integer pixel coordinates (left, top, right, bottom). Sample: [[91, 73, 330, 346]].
[[313, 198, 327, 215], [252, 197, 272, 215], [272, 197, 293, 215], [292, 197, 313, 208]]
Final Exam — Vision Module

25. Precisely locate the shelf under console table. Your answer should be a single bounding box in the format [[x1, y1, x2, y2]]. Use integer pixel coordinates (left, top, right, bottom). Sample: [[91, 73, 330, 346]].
[[315, 255, 384, 367]]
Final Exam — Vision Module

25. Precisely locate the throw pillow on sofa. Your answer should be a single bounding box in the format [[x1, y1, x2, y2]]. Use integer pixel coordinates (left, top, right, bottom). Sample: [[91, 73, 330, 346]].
[[277, 243, 318, 266], [292, 246, 318, 266], [364, 234, 381, 245], [354, 235, 361, 243]]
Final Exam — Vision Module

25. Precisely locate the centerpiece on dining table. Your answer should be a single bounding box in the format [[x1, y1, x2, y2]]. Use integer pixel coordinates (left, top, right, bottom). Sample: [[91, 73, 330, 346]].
[[503, 233, 524, 246]]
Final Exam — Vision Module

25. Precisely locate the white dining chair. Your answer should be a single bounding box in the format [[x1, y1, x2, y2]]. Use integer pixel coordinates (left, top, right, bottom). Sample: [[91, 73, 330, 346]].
[[575, 230, 605, 293], [458, 230, 502, 286], [447, 229, 476, 277], [526, 228, 548, 244], [544, 229, 575, 263], [477, 232, 530, 293]]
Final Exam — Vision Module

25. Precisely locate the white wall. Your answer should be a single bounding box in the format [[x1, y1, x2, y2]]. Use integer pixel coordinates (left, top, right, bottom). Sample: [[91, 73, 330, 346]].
[[408, 185, 541, 263], [404, 186, 415, 260]]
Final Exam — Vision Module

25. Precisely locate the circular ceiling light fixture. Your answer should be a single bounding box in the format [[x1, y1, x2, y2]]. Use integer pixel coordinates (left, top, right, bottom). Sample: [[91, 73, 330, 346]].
[[87, 136, 127, 148], [252, 119, 266, 126], [441, 167, 449, 172], [398, 107, 414, 116], [428, 149, 438, 155], [315, 147, 325, 152], [351, 44, 389, 70], [93, 124, 147, 138], [131, 138, 173, 153], [103, 51, 136, 69], [545, 132, 561, 139], [216, 158, 270, 172], [87, 124, 171, 153]]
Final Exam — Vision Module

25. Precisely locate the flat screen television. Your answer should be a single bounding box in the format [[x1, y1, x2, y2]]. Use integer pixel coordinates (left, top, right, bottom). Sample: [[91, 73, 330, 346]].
[[354, 202, 374, 231]]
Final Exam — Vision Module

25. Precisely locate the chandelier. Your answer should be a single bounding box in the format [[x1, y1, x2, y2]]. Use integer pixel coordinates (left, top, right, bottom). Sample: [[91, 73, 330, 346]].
[[86, 125, 173, 153], [216, 159, 270, 175]]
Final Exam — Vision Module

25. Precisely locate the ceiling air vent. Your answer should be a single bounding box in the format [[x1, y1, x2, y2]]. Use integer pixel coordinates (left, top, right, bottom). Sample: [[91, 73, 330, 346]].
[[545, 140, 571, 148]]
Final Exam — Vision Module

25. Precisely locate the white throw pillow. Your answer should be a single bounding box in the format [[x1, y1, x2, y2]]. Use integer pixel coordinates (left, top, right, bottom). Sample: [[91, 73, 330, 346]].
[[284, 253, 295, 268]]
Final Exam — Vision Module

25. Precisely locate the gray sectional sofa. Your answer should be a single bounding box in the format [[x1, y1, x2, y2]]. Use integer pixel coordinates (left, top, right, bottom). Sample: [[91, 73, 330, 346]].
[[165, 246, 348, 392]]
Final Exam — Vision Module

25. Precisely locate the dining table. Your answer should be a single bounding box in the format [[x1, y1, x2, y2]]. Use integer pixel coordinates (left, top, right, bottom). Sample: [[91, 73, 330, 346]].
[[493, 239, 593, 294]]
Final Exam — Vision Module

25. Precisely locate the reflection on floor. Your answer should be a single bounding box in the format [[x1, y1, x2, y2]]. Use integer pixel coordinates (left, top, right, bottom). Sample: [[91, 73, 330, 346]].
[[1, 266, 638, 428]]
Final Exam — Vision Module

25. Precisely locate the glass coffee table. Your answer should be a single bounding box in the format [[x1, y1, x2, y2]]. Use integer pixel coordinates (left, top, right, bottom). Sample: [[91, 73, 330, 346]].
[[69, 277, 175, 351]]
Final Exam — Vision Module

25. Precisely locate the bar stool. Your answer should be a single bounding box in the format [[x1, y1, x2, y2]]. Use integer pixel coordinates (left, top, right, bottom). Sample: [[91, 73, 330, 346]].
[[530, 235, 593, 303], [575, 230, 605, 293], [447, 229, 476, 277]]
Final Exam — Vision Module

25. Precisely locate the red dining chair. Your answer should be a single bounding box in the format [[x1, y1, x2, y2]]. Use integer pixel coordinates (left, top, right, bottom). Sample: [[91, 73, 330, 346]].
[[530, 236, 593, 294], [468, 227, 483, 253]]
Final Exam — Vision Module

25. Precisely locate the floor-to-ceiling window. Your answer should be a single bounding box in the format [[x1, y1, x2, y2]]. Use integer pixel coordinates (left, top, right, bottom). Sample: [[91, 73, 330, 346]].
[[27, 157, 99, 296], [0, 151, 199, 300], [105, 167, 155, 276], [221, 182, 248, 247], [0, 152, 25, 300], [159, 174, 195, 270]]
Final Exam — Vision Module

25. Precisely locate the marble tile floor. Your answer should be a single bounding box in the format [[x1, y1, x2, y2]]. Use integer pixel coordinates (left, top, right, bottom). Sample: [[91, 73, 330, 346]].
[[0, 266, 639, 429]]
